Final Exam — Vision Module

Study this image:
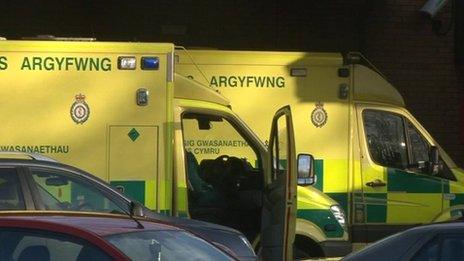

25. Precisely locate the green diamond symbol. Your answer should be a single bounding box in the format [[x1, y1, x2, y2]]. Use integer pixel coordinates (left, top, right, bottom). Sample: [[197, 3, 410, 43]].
[[128, 128, 140, 142]]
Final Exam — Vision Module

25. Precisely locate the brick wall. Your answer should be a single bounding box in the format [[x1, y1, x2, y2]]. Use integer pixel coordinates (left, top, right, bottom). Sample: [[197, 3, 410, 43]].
[[361, 1, 464, 166], [1, 0, 463, 165]]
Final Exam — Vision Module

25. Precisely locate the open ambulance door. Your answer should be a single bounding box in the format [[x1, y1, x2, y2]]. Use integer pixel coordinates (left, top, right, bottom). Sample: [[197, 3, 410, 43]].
[[260, 105, 297, 261]]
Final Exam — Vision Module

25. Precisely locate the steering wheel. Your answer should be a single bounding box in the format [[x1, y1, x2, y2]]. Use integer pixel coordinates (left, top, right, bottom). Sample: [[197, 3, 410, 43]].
[[201, 155, 229, 185], [212, 155, 249, 192], [215, 155, 230, 163]]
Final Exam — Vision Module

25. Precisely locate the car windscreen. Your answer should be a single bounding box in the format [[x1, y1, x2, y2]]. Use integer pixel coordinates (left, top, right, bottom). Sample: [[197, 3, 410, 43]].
[[105, 230, 233, 261]]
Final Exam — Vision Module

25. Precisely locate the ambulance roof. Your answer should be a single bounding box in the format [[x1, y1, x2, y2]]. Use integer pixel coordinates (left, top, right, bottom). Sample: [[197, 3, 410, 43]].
[[0, 40, 173, 53], [178, 49, 343, 66], [178, 50, 406, 107]]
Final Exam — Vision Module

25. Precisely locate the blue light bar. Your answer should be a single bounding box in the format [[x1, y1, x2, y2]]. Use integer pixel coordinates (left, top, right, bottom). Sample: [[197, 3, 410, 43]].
[[141, 57, 159, 70]]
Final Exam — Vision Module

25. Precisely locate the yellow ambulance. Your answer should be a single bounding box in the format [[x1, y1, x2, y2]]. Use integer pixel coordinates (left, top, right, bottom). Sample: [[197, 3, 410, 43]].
[[176, 49, 464, 251], [0, 40, 303, 260]]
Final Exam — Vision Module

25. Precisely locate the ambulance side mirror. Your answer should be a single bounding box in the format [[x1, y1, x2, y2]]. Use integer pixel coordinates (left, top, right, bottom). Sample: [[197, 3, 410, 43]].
[[297, 154, 315, 186]]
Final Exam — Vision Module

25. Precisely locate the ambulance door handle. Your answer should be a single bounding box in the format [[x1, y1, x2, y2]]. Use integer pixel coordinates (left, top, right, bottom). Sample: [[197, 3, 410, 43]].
[[366, 179, 386, 187]]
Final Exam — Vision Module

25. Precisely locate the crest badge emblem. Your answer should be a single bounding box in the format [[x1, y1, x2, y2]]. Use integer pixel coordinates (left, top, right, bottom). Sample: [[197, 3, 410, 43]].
[[311, 102, 328, 128], [70, 94, 90, 124]]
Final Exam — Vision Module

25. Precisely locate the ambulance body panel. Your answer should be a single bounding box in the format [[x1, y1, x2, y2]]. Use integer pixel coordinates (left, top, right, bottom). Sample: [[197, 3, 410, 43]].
[[174, 75, 230, 106], [353, 65, 405, 107], [176, 49, 464, 254], [0, 41, 298, 260]]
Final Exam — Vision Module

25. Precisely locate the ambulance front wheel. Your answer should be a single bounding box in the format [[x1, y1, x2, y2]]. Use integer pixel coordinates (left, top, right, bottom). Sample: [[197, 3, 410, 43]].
[[293, 235, 324, 259]]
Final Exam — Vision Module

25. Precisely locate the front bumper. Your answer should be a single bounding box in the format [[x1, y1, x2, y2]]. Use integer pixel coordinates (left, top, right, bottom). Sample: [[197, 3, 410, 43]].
[[320, 240, 352, 257]]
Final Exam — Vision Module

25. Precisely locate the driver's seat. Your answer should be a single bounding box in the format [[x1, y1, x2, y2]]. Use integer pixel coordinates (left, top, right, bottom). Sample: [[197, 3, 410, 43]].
[[185, 152, 224, 208]]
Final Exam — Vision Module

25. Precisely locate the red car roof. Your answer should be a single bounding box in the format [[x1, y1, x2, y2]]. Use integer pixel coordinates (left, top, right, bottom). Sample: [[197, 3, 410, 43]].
[[0, 212, 187, 261], [0, 212, 234, 261], [0, 212, 181, 236]]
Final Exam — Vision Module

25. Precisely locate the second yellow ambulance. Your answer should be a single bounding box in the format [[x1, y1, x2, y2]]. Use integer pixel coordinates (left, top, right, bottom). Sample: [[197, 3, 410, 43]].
[[176, 49, 464, 251]]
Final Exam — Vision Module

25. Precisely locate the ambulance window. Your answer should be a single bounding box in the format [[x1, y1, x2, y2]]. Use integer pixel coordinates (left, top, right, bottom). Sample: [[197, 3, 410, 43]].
[[181, 113, 261, 195], [406, 120, 429, 164], [363, 110, 408, 169], [30, 169, 128, 214], [182, 113, 260, 169], [406, 120, 455, 179], [271, 116, 289, 181]]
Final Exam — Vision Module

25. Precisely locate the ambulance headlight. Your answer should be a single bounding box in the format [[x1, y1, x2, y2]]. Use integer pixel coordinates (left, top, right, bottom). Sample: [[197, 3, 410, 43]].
[[330, 205, 346, 229], [118, 57, 136, 70]]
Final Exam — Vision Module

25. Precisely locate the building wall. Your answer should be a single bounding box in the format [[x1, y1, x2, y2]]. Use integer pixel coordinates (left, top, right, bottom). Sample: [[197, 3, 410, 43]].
[[361, 1, 464, 167], [2, 0, 463, 165]]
